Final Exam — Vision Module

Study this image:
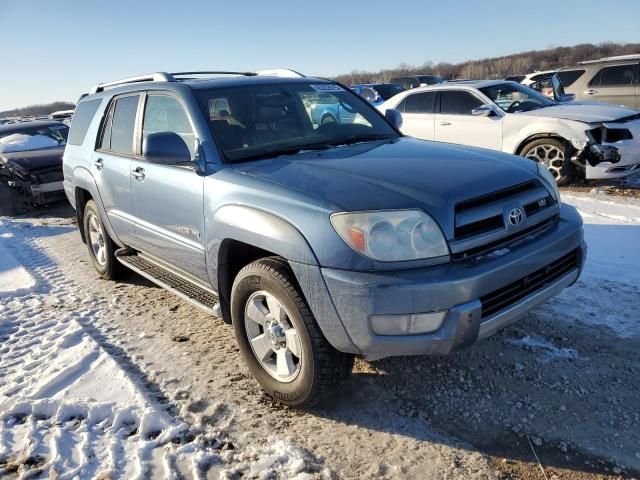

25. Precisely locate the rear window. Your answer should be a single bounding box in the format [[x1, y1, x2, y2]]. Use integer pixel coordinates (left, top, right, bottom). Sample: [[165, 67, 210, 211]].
[[68, 99, 101, 145], [556, 69, 585, 87]]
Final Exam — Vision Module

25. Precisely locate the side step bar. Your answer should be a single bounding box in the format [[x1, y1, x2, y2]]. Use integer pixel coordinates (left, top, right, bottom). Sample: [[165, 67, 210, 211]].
[[117, 254, 221, 317]]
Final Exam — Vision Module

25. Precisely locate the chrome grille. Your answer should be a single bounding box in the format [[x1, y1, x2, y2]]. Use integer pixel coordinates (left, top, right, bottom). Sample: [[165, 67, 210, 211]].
[[451, 180, 558, 259]]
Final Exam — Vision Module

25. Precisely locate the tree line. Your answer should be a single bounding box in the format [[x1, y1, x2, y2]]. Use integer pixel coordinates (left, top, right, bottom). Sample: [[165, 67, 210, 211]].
[[333, 42, 640, 85], [0, 101, 75, 119]]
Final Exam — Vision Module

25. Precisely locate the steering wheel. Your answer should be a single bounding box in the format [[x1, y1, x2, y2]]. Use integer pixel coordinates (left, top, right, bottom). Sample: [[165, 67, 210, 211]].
[[507, 101, 521, 113]]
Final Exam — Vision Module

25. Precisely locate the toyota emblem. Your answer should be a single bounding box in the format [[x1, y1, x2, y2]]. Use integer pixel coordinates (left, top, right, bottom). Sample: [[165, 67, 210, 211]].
[[508, 207, 525, 226]]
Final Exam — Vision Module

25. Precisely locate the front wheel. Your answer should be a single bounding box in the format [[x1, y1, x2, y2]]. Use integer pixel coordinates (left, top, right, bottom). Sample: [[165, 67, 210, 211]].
[[231, 257, 353, 407], [520, 138, 574, 186]]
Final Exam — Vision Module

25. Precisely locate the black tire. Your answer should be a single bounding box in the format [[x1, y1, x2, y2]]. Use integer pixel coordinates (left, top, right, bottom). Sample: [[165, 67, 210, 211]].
[[231, 256, 353, 407], [0, 181, 22, 216], [82, 200, 127, 280], [520, 138, 574, 186]]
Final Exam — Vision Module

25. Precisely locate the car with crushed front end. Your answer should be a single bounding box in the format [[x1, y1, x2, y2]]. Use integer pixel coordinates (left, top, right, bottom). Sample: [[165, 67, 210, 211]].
[[0, 119, 69, 215], [378, 80, 640, 185], [63, 70, 585, 407]]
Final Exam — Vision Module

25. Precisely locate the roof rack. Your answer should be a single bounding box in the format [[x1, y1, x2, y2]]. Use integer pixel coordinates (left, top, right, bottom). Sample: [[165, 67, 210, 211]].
[[578, 54, 640, 65], [89, 69, 306, 94]]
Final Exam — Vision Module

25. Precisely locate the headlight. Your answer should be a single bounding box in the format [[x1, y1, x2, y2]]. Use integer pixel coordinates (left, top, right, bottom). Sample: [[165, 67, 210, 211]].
[[536, 162, 561, 202], [330, 210, 449, 262]]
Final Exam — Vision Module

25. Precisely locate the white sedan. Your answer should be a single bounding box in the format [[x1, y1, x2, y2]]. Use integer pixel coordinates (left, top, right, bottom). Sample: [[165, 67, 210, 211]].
[[378, 80, 640, 185]]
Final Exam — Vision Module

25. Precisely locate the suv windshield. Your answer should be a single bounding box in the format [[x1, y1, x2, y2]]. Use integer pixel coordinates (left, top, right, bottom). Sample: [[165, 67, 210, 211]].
[[373, 84, 405, 100], [479, 82, 556, 113], [197, 82, 398, 163], [0, 123, 69, 153], [417, 75, 442, 85]]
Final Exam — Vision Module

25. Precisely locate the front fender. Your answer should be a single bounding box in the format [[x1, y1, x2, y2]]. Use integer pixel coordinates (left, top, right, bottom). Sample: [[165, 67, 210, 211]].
[[503, 117, 589, 154]]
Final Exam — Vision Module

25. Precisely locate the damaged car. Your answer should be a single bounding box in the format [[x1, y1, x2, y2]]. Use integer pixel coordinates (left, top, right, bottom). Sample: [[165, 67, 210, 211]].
[[0, 120, 69, 215], [379, 79, 640, 185]]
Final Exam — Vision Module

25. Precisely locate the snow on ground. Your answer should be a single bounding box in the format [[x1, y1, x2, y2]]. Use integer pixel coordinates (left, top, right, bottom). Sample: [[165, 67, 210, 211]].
[[558, 192, 640, 338], [0, 220, 317, 479]]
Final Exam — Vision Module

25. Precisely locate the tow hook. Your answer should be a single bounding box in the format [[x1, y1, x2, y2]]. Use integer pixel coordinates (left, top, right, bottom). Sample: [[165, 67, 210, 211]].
[[586, 144, 621, 166]]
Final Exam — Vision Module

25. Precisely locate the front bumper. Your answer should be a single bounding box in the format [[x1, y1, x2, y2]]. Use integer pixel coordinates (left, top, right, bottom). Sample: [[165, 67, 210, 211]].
[[307, 204, 585, 360], [585, 130, 640, 180]]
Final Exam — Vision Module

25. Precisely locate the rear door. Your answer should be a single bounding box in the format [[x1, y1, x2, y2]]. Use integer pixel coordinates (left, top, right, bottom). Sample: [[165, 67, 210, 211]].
[[396, 91, 436, 140], [92, 93, 141, 245], [129, 92, 208, 282], [584, 63, 637, 109], [435, 90, 502, 150]]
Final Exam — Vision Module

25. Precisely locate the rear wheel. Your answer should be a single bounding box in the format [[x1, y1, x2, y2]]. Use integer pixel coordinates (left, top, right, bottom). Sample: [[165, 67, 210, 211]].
[[520, 138, 574, 186], [83, 200, 127, 280], [231, 256, 353, 407]]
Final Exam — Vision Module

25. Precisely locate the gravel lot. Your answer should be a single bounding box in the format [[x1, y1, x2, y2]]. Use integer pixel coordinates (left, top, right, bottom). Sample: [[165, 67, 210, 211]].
[[1, 180, 639, 479]]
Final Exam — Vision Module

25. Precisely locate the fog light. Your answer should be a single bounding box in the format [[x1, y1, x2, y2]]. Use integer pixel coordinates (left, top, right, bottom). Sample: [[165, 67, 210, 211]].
[[370, 311, 447, 336]]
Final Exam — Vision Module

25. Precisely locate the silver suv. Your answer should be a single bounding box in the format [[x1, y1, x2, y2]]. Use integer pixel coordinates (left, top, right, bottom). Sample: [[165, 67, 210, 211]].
[[63, 70, 586, 407], [559, 54, 639, 109]]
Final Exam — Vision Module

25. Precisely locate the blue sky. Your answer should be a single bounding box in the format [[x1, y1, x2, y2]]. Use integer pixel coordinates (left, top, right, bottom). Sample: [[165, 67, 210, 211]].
[[2, 0, 639, 110]]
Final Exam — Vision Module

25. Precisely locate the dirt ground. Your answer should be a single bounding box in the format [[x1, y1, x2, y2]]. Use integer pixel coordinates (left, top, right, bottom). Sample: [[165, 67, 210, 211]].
[[1, 178, 639, 479]]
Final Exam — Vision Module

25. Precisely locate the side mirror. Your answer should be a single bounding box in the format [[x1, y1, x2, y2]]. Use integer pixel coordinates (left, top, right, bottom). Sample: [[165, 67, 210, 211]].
[[143, 131, 192, 166], [471, 104, 497, 117], [385, 108, 403, 129]]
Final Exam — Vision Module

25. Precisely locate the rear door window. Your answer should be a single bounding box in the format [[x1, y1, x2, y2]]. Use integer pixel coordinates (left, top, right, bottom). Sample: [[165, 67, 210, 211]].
[[589, 65, 636, 86], [68, 99, 101, 145], [439, 91, 483, 115], [401, 92, 436, 113], [108, 95, 140, 155]]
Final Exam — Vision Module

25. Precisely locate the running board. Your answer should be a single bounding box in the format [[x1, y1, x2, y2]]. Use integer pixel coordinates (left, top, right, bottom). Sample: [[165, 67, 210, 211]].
[[117, 254, 221, 316]]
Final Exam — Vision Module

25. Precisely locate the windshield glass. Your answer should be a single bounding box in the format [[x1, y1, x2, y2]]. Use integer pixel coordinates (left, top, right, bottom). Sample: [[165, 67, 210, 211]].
[[418, 75, 442, 85], [373, 84, 405, 100], [479, 82, 556, 113], [197, 82, 398, 163], [0, 123, 69, 153]]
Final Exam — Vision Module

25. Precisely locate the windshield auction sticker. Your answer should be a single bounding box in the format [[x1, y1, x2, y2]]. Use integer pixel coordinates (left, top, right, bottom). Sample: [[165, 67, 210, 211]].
[[310, 84, 345, 93]]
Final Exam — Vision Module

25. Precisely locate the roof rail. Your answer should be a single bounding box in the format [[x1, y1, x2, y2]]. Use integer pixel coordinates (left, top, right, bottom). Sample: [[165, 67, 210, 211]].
[[90, 72, 173, 94], [255, 68, 305, 78], [89, 68, 307, 94], [578, 53, 640, 65]]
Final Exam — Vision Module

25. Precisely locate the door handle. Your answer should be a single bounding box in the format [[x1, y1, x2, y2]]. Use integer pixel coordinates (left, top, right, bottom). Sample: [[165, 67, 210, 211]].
[[131, 167, 145, 181], [439, 121, 452, 126], [584, 89, 597, 95], [94, 158, 104, 170]]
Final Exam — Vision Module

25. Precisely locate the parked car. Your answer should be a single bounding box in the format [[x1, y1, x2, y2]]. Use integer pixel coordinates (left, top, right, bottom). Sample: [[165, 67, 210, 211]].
[[378, 80, 640, 185], [63, 70, 585, 407], [520, 70, 557, 87], [306, 91, 360, 125], [390, 74, 443, 90], [558, 54, 639, 109], [505, 74, 526, 83], [49, 109, 75, 126], [350, 83, 405, 106], [0, 120, 69, 215]]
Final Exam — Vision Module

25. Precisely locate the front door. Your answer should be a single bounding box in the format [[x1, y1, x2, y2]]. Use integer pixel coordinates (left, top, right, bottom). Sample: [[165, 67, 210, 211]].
[[91, 93, 141, 245], [434, 90, 502, 150], [398, 91, 436, 140], [130, 93, 208, 282]]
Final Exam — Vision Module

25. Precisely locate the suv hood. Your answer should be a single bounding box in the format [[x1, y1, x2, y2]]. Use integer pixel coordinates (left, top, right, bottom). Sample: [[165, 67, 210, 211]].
[[518, 103, 639, 123], [233, 137, 540, 238]]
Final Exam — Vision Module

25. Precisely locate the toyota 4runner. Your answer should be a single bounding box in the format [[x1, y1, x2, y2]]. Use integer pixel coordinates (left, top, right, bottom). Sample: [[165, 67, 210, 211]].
[[63, 70, 586, 407]]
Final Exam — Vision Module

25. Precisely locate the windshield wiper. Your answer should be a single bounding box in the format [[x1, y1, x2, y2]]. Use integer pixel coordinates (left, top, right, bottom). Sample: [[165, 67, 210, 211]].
[[327, 134, 394, 147], [228, 143, 332, 163]]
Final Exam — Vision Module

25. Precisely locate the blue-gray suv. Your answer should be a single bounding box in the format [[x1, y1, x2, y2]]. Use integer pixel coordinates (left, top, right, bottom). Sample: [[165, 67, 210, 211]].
[[63, 70, 586, 407]]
